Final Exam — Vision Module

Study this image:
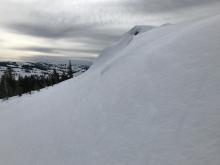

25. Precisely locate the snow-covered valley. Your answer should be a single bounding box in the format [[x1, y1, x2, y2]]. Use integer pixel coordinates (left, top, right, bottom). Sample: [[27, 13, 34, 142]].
[[0, 14, 220, 165], [0, 61, 90, 79]]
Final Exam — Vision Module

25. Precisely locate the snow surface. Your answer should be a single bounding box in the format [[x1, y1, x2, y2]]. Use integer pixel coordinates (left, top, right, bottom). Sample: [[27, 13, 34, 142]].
[[0, 14, 220, 165]]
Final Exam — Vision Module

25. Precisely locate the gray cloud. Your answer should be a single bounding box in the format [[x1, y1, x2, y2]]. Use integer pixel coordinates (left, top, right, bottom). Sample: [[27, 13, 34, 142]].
[[7, 22, 122, 41], [6, 20, 123, 57], [14, 46, 102, 55], [14, 47, 58, 54], [124, 0, 220, 14], [0, 0, 219, 62], [7, 22, 94, 39]]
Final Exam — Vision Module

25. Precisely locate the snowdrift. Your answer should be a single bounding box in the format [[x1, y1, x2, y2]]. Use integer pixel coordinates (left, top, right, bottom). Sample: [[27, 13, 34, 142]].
[[0, 14, 220, 165]]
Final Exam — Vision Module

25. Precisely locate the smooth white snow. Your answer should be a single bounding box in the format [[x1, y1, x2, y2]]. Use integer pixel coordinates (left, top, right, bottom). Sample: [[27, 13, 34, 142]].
[[0, 14, 220, 165]]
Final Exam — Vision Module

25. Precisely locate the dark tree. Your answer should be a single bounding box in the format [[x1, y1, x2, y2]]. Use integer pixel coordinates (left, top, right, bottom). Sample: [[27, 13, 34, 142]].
[[61, 71, 68, 81], [0, 62, 90, 100], [0, 67, 16, 98], [68, 60, 73, 78]]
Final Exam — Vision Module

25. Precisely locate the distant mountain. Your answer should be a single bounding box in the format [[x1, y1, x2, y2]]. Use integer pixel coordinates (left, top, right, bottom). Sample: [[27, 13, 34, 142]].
[[20, 55, 94, 66], [0, 61, 90, 79]]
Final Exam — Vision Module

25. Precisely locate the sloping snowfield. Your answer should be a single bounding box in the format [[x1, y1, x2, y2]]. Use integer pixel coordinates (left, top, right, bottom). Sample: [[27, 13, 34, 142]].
[[0, 14, 220, 165]]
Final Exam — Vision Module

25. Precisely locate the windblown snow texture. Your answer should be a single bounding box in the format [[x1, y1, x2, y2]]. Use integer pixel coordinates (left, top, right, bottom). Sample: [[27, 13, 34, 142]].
[[0, 14, 220, 165]]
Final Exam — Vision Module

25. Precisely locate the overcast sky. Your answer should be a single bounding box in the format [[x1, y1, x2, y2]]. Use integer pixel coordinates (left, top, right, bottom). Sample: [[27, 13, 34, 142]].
[[0, 0, 219, 62]]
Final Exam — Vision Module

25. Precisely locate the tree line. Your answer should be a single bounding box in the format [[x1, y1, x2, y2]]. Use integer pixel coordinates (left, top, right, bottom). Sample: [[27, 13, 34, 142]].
[[0, 61, 74, 99]]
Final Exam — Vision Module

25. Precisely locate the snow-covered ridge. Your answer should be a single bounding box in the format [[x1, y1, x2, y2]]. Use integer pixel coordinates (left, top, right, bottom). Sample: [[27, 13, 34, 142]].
[[127, 25, 153, 35], [0, 14, 220, 165], [92, 25, 153, 68]]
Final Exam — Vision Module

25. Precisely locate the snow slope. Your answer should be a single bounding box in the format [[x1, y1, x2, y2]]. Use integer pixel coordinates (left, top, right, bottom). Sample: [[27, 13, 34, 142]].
[[0, 14, 220, 165]]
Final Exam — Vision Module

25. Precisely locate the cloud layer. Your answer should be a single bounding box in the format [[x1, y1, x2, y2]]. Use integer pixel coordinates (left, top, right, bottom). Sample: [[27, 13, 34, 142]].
[[0, 0, 219, 62]]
